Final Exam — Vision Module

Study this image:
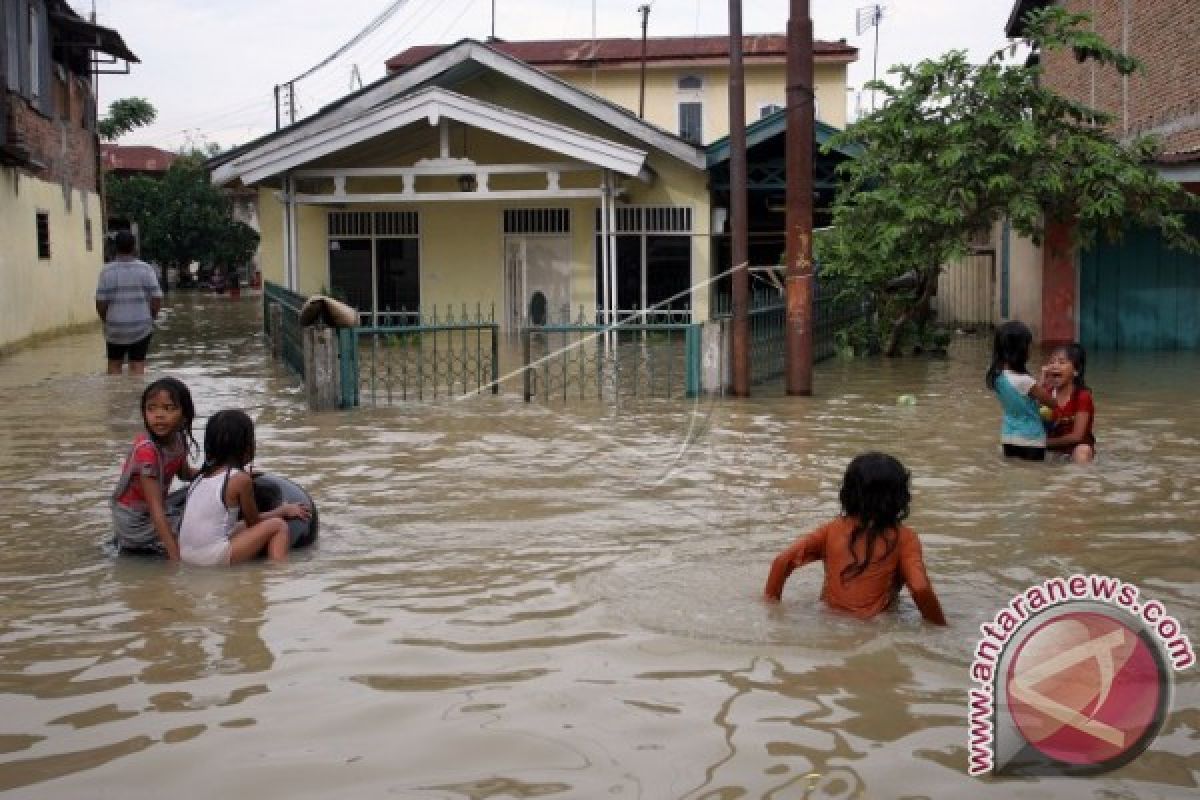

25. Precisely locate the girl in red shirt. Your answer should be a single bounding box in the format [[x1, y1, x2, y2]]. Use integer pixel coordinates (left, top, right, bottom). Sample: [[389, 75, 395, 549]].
[[110, 378, 199, 559], [1044, 343, 1096, 464], [763, 453, 946, 625]]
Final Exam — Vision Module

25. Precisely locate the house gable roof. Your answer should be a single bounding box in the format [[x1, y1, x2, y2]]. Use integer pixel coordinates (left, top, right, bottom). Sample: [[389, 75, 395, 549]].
[[101, 145, 176, 173], [386, 34, 858, 72], [704, 110, 859, 167], [210, 39, 705, 183], [219, 87, 649, 186]]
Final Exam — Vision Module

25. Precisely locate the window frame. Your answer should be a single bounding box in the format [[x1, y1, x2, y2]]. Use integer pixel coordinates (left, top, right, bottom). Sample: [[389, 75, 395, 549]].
[[36, 210, 51, 260]]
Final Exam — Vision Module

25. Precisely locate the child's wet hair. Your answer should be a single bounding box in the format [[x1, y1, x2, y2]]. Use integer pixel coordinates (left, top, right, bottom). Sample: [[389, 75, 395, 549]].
[[203, 410, 256, 471], [986, 320, 1033, 389], [1051, 342, 1089, 390], [838, 452, 911, 581], [141, 377, 197, 449]]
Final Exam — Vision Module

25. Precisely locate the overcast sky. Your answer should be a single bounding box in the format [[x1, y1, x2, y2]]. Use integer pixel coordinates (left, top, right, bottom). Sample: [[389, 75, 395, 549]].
[[75, 0, 1020, 151]]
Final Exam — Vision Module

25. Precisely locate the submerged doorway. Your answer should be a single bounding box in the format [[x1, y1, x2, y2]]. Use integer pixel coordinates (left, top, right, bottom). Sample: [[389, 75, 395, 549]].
[[503, 209, 572, 330], [505, 236, 572, 329]]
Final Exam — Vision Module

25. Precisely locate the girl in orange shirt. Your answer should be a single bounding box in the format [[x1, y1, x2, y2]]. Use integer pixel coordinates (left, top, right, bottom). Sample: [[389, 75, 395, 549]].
[[764, 453, 947, 625]]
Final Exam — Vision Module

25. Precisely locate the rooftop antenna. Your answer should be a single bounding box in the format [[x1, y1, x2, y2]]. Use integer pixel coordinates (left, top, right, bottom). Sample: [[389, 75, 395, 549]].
[[350, 64, 363, 90], [856, 4, 884, 110], [490, 0, 496, 40]]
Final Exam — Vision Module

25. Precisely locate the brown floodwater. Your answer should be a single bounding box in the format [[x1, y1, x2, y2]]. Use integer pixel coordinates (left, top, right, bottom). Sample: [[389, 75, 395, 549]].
[[0, 293, 1196, 799]]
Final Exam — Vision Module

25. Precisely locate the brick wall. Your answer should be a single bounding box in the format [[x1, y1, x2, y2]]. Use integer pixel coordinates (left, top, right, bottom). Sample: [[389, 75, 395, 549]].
[[7, 71, 97, 192], [1039, 0, 1200, 155]]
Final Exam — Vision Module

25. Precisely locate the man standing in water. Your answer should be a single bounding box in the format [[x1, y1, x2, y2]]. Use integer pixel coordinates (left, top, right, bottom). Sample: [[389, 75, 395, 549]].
[[95, 231, 163, 375]]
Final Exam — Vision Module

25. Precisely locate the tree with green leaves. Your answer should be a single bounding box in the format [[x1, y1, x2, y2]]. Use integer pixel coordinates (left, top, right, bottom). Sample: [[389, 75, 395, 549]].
[[819, 6, 1198, 356], [106, 150, 258, 279], [97, 97, 157, 142]]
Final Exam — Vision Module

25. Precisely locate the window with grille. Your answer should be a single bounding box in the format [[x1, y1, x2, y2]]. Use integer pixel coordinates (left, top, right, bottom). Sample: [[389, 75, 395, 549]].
[[503, 208, 570, 235], [36, 212, 50, 259], [84, 217, 93, 252], [677, 74, 703, 91], [678, 102, 703, 145], [593, 206, 693, 317]]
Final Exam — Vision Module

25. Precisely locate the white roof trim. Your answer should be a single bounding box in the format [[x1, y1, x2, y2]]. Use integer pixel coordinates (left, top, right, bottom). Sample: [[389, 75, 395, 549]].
[[212, 39, 703, 185], [225, 87, 647, 185]]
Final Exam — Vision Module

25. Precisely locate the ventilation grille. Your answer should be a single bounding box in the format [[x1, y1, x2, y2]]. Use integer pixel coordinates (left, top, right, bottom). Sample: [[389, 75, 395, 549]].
[[594, 206, 693, 234], [504, 208, 570, 235], [328, 210, 419, 237]]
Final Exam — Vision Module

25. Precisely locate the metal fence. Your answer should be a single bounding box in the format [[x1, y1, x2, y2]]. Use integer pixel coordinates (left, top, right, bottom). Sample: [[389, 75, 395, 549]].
[[521, 319, 700, 403], [263, 282, 307, 378], [338, 305, 500, 407], [712, 278, 862, 384]]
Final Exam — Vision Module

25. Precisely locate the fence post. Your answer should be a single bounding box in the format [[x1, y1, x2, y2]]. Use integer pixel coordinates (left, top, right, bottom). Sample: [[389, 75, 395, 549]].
[[268, 302, 283, 360], [522, 329, 532, 402], [685, 324, 701, 396], [491, 324, 500, 394], [338, 328, 358, 408], [303, 325, 341, 411], [701, 318, 730, 393]]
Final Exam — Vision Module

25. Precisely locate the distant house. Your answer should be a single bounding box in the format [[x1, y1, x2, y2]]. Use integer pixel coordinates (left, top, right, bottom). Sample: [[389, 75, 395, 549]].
[[1001, 0, 1200, 349], [0, 0, 137, 352], [101, 143, 176, 177], [386, 34, 858, 143]]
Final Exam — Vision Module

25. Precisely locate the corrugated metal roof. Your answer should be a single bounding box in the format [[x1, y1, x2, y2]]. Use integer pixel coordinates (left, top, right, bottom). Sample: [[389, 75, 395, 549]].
[[387, 34, 857, 72], [101, 145, 176, 173]]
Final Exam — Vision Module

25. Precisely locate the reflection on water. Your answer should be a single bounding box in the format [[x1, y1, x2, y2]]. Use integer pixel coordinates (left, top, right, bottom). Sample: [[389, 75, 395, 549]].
[[0, 293, 1196, 798]]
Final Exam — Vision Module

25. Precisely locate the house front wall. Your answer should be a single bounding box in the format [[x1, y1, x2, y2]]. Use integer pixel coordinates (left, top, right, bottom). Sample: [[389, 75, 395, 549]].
[[552, 61, 848, 141], [0, 172, 102, 352], [253, 74, 712, 323]]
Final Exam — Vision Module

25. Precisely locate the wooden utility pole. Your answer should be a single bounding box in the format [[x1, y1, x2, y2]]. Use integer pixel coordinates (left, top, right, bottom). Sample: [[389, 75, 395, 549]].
[[729, 0, 750, 396], [637, 4, 651, 118], [784, 0, 814, 395]]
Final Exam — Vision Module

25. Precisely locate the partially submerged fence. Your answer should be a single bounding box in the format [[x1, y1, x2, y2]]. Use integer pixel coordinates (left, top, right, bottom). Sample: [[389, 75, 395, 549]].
[[338, 306, 500, 407], [264, 278, 862, 409], [263, 282, 306, 378], [521, 315, 700, 403], [712, 276, 863, 384]]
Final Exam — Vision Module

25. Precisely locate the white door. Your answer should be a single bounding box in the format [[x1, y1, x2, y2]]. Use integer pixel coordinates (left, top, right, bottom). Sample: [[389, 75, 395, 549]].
[[504, 235, 571, 330]]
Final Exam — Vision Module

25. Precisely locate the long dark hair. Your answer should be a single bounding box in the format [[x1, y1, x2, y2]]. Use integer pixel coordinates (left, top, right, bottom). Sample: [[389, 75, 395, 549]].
[[202, 409, 255, 473], [141, 377, 197, 450], [1052, 342, 1089, 391], [839, 452, 911, 582], [985, 320, 1033, 389]]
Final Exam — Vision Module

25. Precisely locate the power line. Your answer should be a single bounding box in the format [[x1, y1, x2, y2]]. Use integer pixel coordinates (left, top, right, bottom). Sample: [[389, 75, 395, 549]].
[[285, 0, 414, 85]]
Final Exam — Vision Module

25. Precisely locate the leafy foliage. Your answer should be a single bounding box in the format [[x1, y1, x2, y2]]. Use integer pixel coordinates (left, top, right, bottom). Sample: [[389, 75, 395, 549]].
[[96, 97, 157, 142], [819, 6, 1198, 356], [106, 151, 258, 272]]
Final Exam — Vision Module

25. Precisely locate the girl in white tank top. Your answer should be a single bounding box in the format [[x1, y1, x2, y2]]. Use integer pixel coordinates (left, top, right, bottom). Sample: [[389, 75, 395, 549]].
[[178, 410, 309, 566]]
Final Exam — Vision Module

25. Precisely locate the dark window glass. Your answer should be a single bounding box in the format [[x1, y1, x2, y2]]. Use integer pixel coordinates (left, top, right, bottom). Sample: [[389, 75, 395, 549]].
[[329, 239, 372, 311], [36, 212, 50, 259], [376, 238, 420, 313], [679, 102, 703, 144], [646, 235, 691, 311]]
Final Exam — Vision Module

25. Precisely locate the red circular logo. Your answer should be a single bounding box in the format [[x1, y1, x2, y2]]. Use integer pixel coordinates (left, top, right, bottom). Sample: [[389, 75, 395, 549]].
[[1005, 611, 1165, 767]]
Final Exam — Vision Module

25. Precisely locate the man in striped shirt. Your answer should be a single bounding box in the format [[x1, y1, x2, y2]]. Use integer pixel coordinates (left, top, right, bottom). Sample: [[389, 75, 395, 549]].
[[95, 231, 163, 375]]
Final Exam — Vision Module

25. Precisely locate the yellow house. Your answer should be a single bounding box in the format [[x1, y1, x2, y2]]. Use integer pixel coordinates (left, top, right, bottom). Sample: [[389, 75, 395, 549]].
[[385, 34, 858, 143], [212, 40, 716, 329], [0, 0, 137, 353]]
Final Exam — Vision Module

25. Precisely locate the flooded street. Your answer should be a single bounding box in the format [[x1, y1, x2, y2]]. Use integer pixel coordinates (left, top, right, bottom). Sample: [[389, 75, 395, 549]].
[[0, 293, 1196, 799]]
